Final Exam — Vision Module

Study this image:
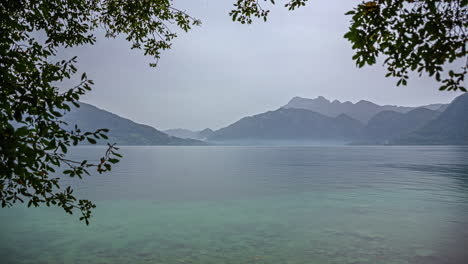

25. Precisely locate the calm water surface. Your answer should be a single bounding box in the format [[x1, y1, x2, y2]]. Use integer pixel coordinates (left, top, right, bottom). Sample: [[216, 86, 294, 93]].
[[1, 146, 468, 264]]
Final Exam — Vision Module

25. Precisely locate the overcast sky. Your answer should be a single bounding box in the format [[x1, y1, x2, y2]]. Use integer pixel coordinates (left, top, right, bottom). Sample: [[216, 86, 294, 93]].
[[68, 0, 464, 131]]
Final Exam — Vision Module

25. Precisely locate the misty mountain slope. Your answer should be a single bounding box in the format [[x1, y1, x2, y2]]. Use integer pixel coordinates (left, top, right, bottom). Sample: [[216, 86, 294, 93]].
[[62, 103, 205, 145], [164, 128, 214, 140], [164, 128, 200, 140], [363, 108, 440, 142], [284, 96, 447, 124], [198, 128, 214, 139], [429, 104, 449, 112], [209, 108, 364, 141], [393, 93, 468, 145], [284, 96, 412, 123]]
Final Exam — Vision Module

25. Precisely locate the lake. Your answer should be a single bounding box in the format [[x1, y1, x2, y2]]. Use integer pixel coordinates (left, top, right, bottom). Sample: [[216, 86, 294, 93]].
[[1, 146, 468, 264]]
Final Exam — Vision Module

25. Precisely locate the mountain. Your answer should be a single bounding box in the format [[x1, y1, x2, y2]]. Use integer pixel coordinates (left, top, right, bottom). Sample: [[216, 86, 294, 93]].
[[198, 128, 214, 139], [206, 95, 458, 145], [394, 93, 468, 145], [164, 128, 200, 140], [361, 108, 440, 143], [209, 108, 364, 141], [284, 96, 412, 123], [65, 97, 463, 146], [427, 103, 449, 112], [62, 103, 205, 145], [164, 128, 214, 140], [284, 96, 447, 124]]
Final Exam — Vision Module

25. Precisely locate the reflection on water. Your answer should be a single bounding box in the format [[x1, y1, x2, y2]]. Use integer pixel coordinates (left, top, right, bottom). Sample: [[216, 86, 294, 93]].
[[0, 146, 467, 264]]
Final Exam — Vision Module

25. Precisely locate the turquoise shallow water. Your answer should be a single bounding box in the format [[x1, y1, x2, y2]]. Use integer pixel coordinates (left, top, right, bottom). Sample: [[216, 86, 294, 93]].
[[1, 146, 468, 264]]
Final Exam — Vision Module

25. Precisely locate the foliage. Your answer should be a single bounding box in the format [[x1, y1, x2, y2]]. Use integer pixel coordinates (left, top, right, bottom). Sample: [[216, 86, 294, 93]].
[[0, 0, 200, 224], [344, 0, 467, 91], [229, 0, 467, 92]]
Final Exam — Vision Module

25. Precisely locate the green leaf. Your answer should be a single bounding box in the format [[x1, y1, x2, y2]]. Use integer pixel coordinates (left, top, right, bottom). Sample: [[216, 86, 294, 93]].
[[108, 158, 119, 164], [16, 126, 29, 137]]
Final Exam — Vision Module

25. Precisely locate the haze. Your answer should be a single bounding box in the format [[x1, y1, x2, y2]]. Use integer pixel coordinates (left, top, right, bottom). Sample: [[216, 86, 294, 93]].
[[65, 0, 464, 130]]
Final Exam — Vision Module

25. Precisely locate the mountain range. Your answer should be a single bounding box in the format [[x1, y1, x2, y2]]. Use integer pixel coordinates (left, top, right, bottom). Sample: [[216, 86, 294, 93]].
[[209, 108, 363, 141], [393, 93, 468, 145], [283, 96, 446, 123], [203, 93, 467, 145], [62, 103, 205, 145], [163, 128, 214, 141], [361, 108, 440, 144], [66, 94, 467, 146]]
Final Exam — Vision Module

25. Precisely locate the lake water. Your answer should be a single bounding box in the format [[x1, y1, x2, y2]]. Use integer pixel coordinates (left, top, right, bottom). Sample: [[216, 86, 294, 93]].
[[1, 146, 468, 264]]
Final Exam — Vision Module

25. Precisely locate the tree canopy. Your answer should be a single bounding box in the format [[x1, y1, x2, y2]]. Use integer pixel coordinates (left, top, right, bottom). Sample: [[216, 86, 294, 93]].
[[1, 0, 200, 224], [1, 0, 466, 224]]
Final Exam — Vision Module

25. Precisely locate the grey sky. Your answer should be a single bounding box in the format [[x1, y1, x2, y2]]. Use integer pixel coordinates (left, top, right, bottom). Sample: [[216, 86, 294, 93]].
[[69, 0, 464, 131]]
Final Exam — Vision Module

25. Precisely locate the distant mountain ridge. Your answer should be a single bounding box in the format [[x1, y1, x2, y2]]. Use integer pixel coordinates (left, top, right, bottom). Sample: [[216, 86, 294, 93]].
[[359, 108, 440, 144], [393, 93, 468, 145], [63, 103, 206, 146], [164, 128, 200, 140], [199, 128, 215, 139], [209, 108, 364, 141], [164, 128, 214, 140], [284, 96, 446, 124], [76, 95, 466, 146], [204, 94, 466, 145]]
